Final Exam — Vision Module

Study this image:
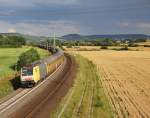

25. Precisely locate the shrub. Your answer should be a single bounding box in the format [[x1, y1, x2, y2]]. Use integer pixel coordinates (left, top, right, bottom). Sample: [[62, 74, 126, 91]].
[[101, 46, 108, 49], [128, 43, 139, 47], [144, 45, 150, 47], [119, 45, 129, 51], [94, 96, 103, 107], [66, 44, 72, 48], [17, 48, 40, 69]]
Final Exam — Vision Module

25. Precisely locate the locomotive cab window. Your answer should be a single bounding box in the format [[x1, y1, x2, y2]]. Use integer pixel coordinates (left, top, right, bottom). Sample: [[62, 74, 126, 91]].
[[22, 67, 33, 76]]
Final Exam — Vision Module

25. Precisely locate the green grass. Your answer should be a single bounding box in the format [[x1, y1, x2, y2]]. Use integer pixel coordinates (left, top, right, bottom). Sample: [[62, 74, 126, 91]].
[[0, 46, 50, 99], [50, 54, 113, 118]]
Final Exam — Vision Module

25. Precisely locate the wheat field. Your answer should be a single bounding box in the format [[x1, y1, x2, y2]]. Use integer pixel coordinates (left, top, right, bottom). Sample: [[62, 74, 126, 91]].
[[73, 50, 150, 118]]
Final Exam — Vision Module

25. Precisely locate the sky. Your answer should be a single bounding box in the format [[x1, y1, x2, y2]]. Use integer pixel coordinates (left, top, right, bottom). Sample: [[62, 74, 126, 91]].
[[0, 0, 150, 36]]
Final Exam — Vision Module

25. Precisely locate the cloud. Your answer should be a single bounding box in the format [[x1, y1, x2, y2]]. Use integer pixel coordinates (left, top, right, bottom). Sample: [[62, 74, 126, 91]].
[[118, 22, 129, 27], [35, 0, 79, 5], [118, 21, 150, 29], [0, 0, 79, 7], [8, 28, 17, 33], [117, 21, 150, 34], [0, 10, 15, 16], [0, 20, 80, 36], [137, 23, 150, 29]]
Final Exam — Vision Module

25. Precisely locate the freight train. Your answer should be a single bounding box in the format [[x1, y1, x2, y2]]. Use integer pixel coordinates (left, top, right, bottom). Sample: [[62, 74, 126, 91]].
[[20, 49, 64, 87]]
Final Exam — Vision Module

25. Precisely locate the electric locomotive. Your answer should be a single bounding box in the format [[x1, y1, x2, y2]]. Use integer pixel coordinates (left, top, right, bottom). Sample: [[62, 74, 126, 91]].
[[21, 49, 64, 87]]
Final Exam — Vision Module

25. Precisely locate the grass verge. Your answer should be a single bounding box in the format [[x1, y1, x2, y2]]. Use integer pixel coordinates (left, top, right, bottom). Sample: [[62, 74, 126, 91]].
[[0, 46, 50, 99], [50, 54, 113, 118]]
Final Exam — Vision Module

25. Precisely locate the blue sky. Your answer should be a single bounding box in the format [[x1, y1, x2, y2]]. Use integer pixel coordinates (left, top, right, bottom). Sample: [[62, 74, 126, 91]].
[[0, 0, 150, 36]]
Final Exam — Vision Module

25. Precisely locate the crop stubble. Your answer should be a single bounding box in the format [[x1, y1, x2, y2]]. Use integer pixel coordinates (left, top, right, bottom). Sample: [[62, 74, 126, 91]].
[[77, 51, 150, 118]]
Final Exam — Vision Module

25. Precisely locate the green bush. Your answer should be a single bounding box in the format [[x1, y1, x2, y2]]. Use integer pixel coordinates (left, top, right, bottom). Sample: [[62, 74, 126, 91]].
[[128, 43, 139, 47], [66, 44, 72, 48], [119, 45, 129, 51], [101, 46, 108, 49], [17, 48, 40, 69]]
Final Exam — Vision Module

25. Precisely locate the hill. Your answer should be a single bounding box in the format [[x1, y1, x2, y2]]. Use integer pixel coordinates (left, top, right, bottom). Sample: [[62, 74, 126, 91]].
[[62, 34, 149, 40], [0, 33, 46, 43], [62, 34, 82, 40]]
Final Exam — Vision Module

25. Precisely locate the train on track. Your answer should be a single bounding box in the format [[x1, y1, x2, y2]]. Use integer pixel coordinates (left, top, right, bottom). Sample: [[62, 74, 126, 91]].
[[20, 48, 64, 87]]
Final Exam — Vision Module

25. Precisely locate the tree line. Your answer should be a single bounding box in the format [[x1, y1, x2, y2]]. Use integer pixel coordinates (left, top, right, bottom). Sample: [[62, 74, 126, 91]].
[[0, 35, 26, 48], [43, 38, 147, 48]]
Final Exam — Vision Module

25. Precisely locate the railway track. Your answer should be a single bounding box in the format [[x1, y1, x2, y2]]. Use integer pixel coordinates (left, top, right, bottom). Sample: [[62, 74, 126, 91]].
[[0, 54, 76, 118], [0, 89, 31, 113]]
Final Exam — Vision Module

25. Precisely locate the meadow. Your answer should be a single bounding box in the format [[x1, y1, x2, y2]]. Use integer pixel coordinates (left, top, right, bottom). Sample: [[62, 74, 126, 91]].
[[0, 46, 49, 98], [50, 54, 113, 118]]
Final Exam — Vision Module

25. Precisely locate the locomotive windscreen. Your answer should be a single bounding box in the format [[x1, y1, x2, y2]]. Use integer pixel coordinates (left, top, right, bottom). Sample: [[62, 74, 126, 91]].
[[22, 67, 33, 76]]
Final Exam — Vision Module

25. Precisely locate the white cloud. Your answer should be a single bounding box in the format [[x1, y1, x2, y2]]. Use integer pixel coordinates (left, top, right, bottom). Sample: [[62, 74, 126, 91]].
[[118, 21, 150, 29], [118, 22, 129, 27], [0, 20, 80, 36], [8, 28, 17, 33], [117, 21, 150, 34], [137, 23, 150, 29]]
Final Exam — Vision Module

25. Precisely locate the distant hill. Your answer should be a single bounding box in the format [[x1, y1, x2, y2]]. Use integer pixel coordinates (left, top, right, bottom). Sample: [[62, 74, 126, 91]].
[[0, 33, 21, 37], [62, 34, 82, 40], [0, 33, 47, 43], [1, 33, 149, 42], [62, 34, 150, 40], [21, 35, 46, 43]]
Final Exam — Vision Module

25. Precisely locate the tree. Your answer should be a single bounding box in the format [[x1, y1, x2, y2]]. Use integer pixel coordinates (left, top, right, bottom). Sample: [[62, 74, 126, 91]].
[[17, 48, 40, 69], [0, 34, 3, 39], [135, 38, 147, 43], [0, 35, 26, 48], [7, 36, 26, 47]]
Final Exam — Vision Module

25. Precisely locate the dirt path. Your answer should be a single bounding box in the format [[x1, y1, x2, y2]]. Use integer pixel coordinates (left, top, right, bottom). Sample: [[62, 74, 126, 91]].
[[77, 51, 150, 118]]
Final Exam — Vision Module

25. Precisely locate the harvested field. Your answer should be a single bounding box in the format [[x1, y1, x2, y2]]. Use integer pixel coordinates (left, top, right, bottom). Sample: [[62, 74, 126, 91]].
[[75, 51, 150, 118]]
